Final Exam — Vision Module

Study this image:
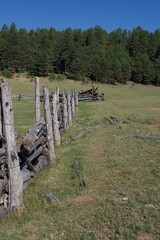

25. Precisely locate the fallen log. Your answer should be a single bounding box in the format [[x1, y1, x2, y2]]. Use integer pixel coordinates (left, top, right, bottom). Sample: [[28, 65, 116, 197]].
[[45, 193, 58, 203], [74, 160, 86, 187], [104, 116, 120, 124], [62, 125, 100, 145]]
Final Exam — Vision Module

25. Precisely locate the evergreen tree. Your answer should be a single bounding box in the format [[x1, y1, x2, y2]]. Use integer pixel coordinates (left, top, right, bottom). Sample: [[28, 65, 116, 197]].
[[0, 24, 159, 85]]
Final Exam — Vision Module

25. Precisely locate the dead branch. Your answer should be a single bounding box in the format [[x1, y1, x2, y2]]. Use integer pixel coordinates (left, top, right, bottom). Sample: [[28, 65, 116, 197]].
[[104, 116, 120, 124], [74, 160, 86, 187], [62, 125, 100, 145], [118, 135, 160, 140]]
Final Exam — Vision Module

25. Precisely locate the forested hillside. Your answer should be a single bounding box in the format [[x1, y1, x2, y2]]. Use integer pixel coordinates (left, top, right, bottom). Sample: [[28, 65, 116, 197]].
[[0, 23, 160, 85]]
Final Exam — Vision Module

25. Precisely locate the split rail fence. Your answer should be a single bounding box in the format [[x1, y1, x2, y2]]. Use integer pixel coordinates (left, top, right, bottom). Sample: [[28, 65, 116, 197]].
[[0, 77, 79, 216]]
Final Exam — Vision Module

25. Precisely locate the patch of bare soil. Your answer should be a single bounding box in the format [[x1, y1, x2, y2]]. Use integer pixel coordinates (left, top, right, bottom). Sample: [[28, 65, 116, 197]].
[[138, 234, 155, 240], [100, 223, 112, 240], [149, 107, 160, 111], [73, 194, 95, 204], [139, 107, 160, 111], [152, 124, 160, 133], [119, 170, 132, 177]]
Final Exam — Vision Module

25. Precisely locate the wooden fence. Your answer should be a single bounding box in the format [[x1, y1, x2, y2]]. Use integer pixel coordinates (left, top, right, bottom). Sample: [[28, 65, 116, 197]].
[[12, 86, 104, 102], [0, 77, 79, 216]]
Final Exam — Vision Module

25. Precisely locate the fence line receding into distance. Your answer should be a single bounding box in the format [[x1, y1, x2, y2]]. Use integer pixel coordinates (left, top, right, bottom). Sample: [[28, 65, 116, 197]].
[[0, 77, 80, 217]]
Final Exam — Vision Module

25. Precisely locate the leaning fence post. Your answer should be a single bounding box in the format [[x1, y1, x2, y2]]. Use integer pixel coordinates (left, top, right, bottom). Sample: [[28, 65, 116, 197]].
[[35, 76, 41, 124], [43, 86, 55, 163], [67, 93, 72, 127], [62, 92, 68, 131], [52, 92, 61, 146], [1, 83, 23, 211]]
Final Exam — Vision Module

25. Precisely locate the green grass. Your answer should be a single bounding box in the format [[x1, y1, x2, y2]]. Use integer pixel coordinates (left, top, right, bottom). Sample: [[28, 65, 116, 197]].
[[0, 77, 160, 240]]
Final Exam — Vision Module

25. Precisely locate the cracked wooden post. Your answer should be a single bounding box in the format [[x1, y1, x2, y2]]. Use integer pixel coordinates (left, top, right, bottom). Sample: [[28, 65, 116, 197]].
[[43, 86, 55, 163], [52, 92, 60, 146], [71, 92, 75, 118], [35, 76, 41, 124], [67, 93, 72, 127], [56, 87, 60, 112], [62, 92, 68, 131], [75, 92, 79, 113], [0, 86, 3, 147], [1, 83, 23, 212]]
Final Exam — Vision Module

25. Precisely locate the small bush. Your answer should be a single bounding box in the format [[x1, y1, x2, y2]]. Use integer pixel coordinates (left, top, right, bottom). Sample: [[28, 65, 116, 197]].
[[82, 77, 91, 84], [2, 69, 13, 79], [26, 72, 31, 78], [49, 73, 56, 82], [30, 76, 34, 82], [56, 74, 65, 81], [67, 72, 86, 81]]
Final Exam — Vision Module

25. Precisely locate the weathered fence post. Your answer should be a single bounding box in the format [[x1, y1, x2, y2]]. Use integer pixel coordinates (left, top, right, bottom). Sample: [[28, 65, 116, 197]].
[[67, 93, 72, 127], [1, 83, 23, 211], [56, 87, 60, 112], [52, 92, 61, 146], [75, 92, 79, 113], [71, 92, 75, 118], [0, 87, 3, 145], [62, 92, 68, 131], [43, 86, 55, 163], [35, 76, 41, 124]]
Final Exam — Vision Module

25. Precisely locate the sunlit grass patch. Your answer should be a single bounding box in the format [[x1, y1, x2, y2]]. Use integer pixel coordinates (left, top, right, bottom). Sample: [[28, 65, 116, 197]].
[[0, 78, 159, 239]]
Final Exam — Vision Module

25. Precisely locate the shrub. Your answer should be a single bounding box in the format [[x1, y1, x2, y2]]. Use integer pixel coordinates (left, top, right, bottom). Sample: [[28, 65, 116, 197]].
[[67, 72, 86, 81], [2, 69, 13, 79], [49, 73, 56, 82], [82, 78, 91, 84], [56, 74, 65, 81], [26, 72, 31, 78]]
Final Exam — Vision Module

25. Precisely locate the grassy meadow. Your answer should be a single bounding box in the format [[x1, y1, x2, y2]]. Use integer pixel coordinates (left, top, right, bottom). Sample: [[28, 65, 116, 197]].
[[0, 75, 160, 240]]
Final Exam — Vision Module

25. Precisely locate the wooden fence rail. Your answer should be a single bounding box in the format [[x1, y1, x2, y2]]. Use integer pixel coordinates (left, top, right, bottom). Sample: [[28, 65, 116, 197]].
[[12, 87, 104, 102], [0, 77, 79, 217]]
